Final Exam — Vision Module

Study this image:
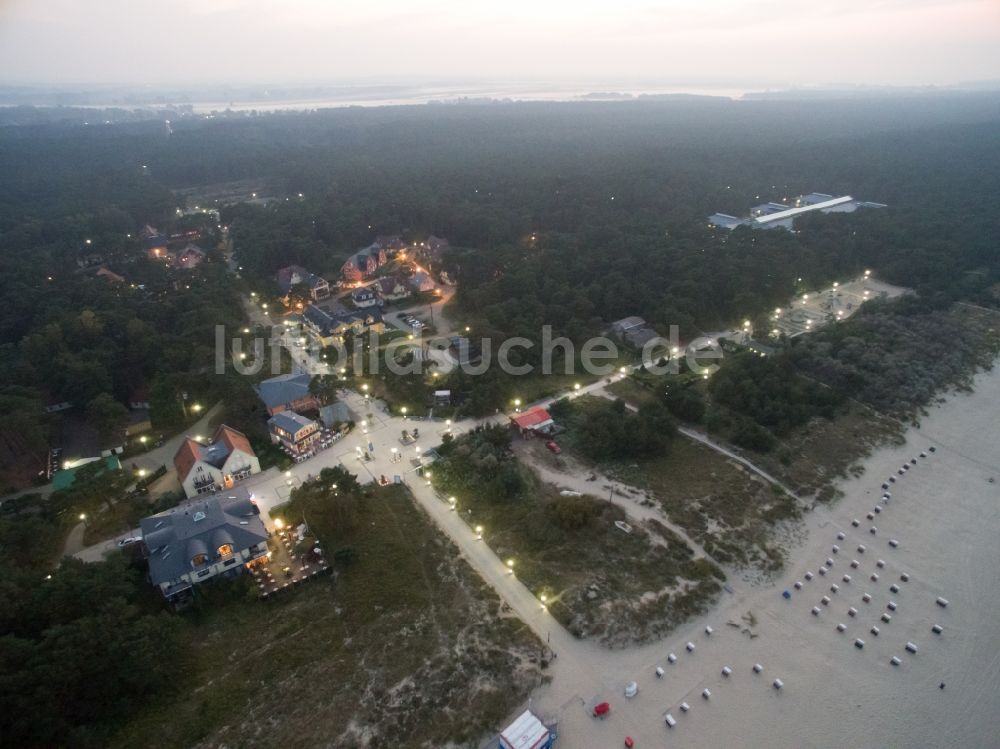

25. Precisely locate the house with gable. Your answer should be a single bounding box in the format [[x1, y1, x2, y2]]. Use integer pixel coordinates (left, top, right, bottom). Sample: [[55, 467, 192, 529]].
[[174, 425, 261, 498], [140, 488, 269, 603]]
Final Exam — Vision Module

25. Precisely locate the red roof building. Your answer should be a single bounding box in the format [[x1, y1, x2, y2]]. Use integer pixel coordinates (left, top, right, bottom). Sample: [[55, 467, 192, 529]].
[[510, 408, 554, 436]]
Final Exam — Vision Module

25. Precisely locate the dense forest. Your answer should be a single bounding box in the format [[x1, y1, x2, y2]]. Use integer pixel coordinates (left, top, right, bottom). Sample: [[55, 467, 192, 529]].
[[1, 95, 999, 485]]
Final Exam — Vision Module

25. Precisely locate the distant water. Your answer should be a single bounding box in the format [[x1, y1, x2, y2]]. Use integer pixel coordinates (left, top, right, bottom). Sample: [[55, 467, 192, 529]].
[[184, 83, 749, 112]]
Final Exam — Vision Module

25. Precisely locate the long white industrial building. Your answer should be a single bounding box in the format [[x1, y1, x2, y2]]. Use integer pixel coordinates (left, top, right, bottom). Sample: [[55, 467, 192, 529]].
[[709, 192, 886, 231]]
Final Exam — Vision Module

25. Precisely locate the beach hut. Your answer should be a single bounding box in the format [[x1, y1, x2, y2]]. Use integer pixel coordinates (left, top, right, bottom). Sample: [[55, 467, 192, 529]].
[[891, 656, 902, 666], [852, 519, 860, 527], [753, 663, 763, 674], [843, 574, 852, 583], [881, 613, 892, 623], [811, 606, 821, 616], [889, 539, 900, 548], [655, 666, 665, 678], [826, 558, 835, 567], [821, 596, 831, 605], [929, 446, 936, 452], [873, 505, 882, 514], [900, 573, 910, 582], [830, 584, 840, 593], [804, 571, 814, 580], [857, 544, 867, 553], [862, 593, 872, 603], [889, 584, 900, 594], [680, 702, 690, 712], [686, 642, 696, 653], [905, 642, 918, 654], [855, 639, 866, 649], [832, 545, 840, 553], [932, 624, 943, 635], [936, 597, 949, 608], [851, 560, 860, 569], [870, 626, 880, 636], [887, 601, 897, 611], [794, 581, 803, 590], [773, 678, 784, 690], [837, 532, 845, 540], [876, 559, 886, 568], [836, 623, 847, 632], [722, 666, 732, 677], [702, 689, 711, 700], [870, 527, 878, 535], [665, 713, 677, 728], [705, 625, 714, 636], [668, 652, 678, 663], [818, 567, 827, 576], [871, 573, 879, 582], [848, 607, 858, 617]]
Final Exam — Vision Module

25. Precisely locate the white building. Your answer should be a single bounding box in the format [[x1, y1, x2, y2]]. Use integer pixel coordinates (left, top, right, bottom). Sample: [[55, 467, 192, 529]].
[[174, 425, 261, 498]]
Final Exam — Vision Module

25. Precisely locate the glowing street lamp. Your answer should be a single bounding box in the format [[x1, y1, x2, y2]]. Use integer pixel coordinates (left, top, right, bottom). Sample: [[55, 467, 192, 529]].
[[506, 558, 515, 575], [449, 496, 457, 511], [475, 525, 483, 540], [540, 593, 548, 609], [274, 518, 284, 530], [139, 435, 147, 444], [513, 398, 521, 412], [574, 383, 581, 391], [191, 403, 202, 413]]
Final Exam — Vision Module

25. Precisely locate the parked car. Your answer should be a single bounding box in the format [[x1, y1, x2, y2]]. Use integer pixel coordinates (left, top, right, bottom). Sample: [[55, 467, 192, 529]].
[[117, 537, 142, 547], [545, 440, 561, 454]]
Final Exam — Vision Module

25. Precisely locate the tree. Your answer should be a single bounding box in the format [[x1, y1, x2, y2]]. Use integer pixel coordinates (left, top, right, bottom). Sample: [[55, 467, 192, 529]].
[[86, 393, 129, 448]]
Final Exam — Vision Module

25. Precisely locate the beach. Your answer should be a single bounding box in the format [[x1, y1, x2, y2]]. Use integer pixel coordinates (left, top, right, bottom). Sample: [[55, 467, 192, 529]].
[[529, 364, 1000, 748]]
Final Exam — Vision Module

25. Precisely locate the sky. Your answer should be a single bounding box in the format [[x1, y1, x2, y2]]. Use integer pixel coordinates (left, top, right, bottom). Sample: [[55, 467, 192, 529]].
[[0, 0, 998, 89]]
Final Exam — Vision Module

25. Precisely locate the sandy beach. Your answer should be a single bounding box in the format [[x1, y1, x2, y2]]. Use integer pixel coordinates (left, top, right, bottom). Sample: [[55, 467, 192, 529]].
[[528, 364, 1000, 749]]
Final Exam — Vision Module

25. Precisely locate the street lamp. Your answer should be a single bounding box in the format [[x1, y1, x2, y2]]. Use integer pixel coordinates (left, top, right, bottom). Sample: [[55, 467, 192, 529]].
[[79, 513, 86, 522], [506, 558, 515, 575], [361, 383, 369, 393], [513, 398, 521, 412], [139, 435, 147, 444], [475, 525, 483, 540], [540, 593, 548, 609], [191, 403, 202, 413], [449, 496, 457, 511], [574, 383, 581, 391], [401, 406, 408, 417]]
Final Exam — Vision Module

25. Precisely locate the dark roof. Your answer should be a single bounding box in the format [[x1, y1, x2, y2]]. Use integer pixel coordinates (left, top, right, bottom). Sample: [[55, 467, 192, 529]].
[[276, 265, 327, 294], [304, 305, 383, 337], [174, 425, 255, 482], [268, 411, 317, 434], [255, 372, 313, 410], [140, 488, 267, 587]]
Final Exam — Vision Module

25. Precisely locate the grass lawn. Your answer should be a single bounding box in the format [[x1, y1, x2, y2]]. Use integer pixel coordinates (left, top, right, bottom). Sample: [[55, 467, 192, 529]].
[[555, 396, 799, 573], [107, 484, 545, 749], [433, 430, 724, 647]]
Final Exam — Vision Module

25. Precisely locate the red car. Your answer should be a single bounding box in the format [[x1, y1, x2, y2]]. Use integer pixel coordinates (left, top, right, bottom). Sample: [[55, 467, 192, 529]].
[[625, 738, 635, 749], [593, 701, 610, 718], [545, 440, 562, 454]]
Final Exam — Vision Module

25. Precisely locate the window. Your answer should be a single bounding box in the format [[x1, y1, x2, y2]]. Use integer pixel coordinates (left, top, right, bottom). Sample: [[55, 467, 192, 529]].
[[217, 543, 234, 557], [191, 553, 208, 567]]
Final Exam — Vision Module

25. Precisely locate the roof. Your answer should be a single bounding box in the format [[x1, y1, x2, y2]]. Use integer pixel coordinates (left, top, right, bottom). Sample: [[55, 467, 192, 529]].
[[511, 408, 553, 430], [319, 402, 352, 426], [374, 276, 407, 295], [304, 305, 383, 337], [51, 455, 121, 491], [611, 316, 646, 332], [140, 488, 267, 587], [268, 411, 317, 434], [409, 272, 435, 292], [499, 710, 550, 749], [352, 286, 376, 301], [174, 425, 255, 482], [276, 265, 327, 294], [708, 212, 749, 229], [255, 372, 313, 410], [754, 195, 854, 224]]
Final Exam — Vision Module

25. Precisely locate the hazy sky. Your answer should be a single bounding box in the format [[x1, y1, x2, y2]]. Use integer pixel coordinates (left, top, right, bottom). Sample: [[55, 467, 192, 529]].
[[0, 0, 998, 88]]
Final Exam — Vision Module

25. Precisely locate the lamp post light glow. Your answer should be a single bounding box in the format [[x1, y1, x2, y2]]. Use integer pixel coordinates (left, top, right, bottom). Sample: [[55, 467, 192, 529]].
[[139, 435, 147, 444], [574, 383, 581, 391], [191, 403, 202, 413], [506, 558, 515, 575], [540, 593, 548, 609], [475, 525, 483, 540], [449, 496, 457, 511]]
